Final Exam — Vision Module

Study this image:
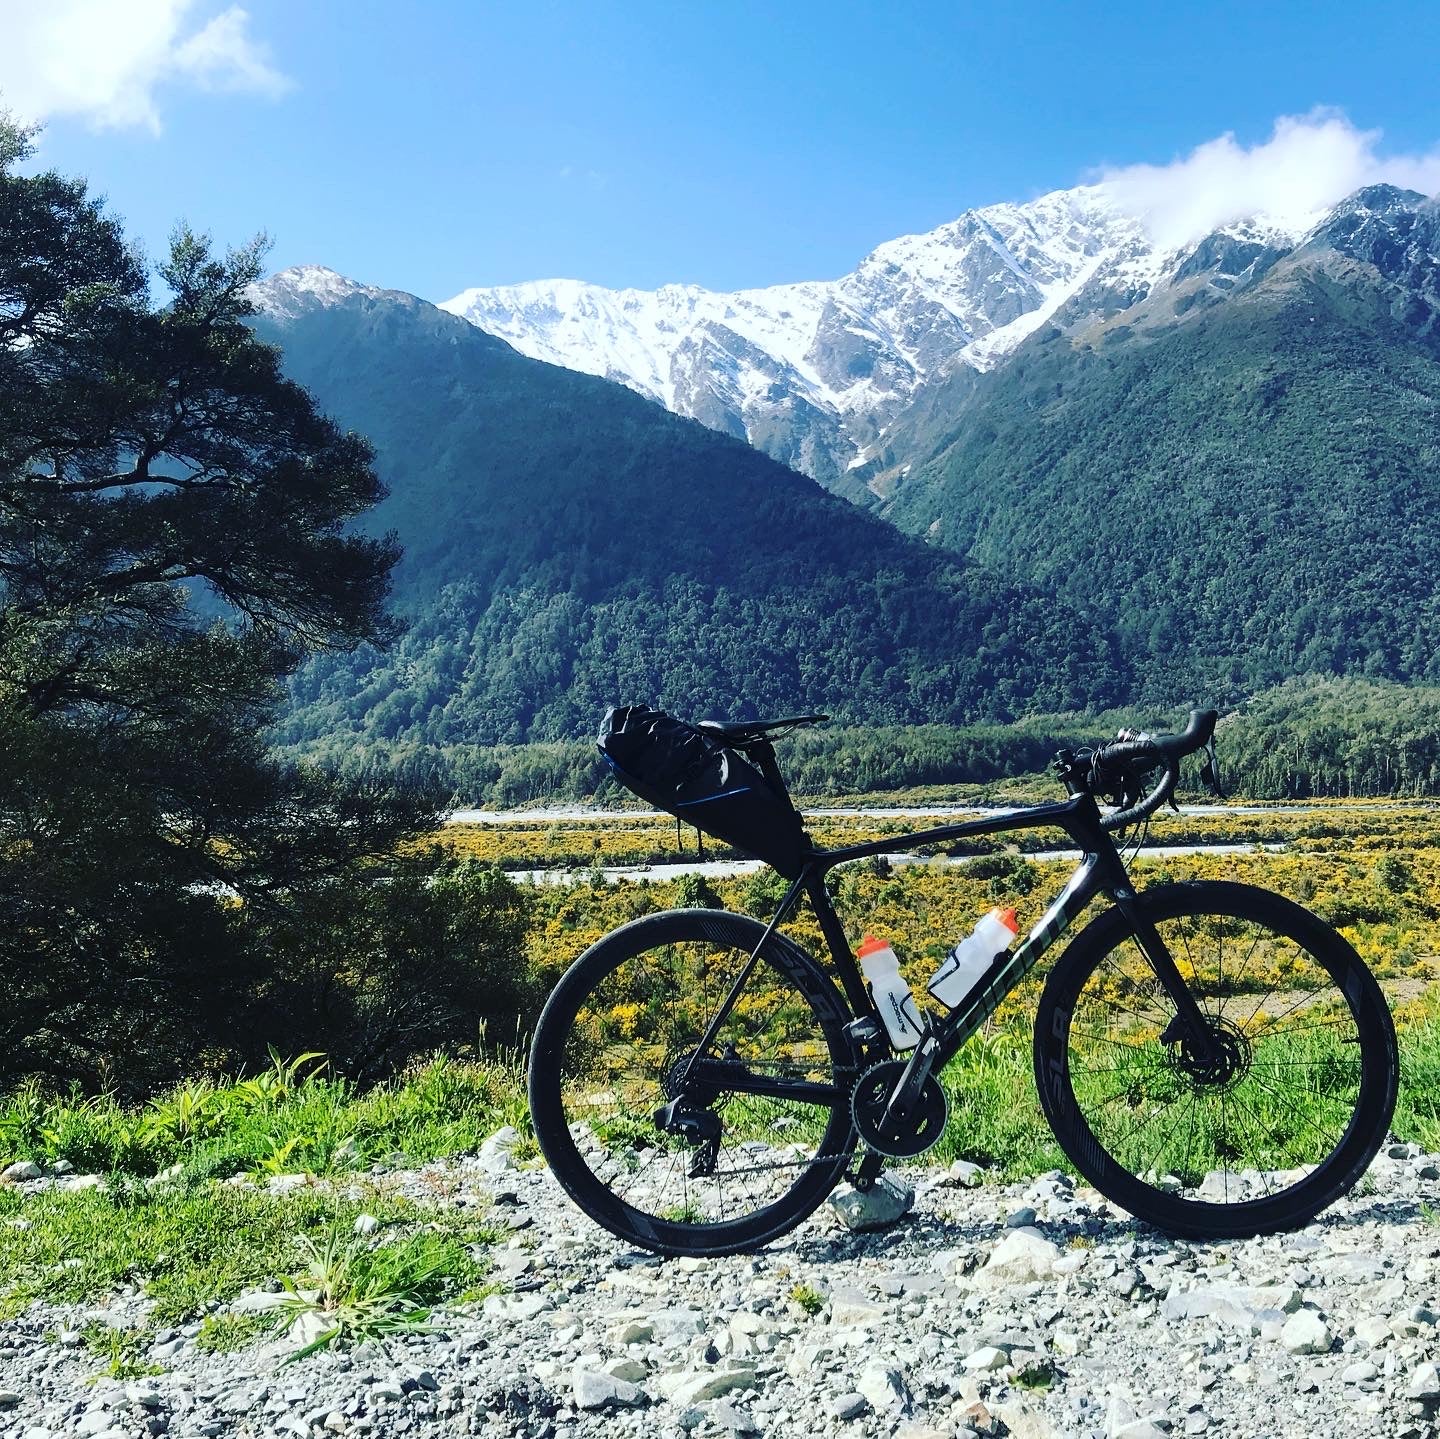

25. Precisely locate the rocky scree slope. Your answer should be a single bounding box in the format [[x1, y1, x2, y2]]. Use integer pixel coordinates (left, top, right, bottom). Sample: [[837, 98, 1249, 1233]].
[[6, 1138, 1440, 1438]]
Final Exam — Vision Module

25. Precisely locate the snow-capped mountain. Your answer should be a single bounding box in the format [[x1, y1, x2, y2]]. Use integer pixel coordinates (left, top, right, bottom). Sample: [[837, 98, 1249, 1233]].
[[262, 185, 1419, 501], [440, 186, 1166, 491], [446, 186, 1273, 491]]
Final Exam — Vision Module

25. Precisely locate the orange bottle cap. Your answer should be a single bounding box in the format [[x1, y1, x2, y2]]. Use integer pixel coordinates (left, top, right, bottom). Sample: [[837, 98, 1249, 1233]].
[[856, 934, 890, 957], [996, 908, 1019, 933]]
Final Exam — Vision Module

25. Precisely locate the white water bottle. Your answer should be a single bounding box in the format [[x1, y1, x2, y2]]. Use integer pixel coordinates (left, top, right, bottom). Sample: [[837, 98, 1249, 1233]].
[[857, 934, 924, 1050], [927, 907, 1020, 1010]]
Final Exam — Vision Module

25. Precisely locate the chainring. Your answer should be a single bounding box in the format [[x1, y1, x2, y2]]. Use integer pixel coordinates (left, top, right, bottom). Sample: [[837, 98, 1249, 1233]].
[[850, 1059, 949, 1159]]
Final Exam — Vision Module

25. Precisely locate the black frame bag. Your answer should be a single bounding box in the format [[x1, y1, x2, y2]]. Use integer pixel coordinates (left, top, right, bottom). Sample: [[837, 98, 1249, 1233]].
[[597, 705, 811, 879]]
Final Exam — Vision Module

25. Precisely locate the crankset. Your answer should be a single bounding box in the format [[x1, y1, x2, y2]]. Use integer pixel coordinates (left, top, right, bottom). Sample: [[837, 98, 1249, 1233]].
[[851, 1059, 948, 1159]]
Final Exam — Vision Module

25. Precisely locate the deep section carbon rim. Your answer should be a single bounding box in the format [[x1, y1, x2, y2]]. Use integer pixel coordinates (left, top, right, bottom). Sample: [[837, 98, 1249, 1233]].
[[1038, 884, 1396, 1234], [530, 910, 857, 1254]]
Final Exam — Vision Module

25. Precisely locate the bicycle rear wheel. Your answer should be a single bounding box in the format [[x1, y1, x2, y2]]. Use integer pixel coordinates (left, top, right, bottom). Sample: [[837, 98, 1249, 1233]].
[[528, 908, 858, 1256], [1034, 881, 1398, 1237]]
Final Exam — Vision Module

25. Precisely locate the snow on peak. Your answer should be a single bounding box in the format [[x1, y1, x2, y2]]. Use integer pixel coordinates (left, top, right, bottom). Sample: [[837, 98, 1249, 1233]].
[[250, 264, 392, 319], [437, 183, 1161, 484]]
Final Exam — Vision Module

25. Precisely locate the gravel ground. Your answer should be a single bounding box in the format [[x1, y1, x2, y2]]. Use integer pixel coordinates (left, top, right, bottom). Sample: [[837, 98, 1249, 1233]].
[[4, 1142, 1440, 1439]]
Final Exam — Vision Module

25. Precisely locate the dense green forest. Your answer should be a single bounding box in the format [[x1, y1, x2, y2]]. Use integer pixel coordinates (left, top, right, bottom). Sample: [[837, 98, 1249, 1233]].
[[251, 188, 1440, 755], [282, 676, 1440, 806], [250, 274, 1136, 748], [878, 188, 1440, 697]]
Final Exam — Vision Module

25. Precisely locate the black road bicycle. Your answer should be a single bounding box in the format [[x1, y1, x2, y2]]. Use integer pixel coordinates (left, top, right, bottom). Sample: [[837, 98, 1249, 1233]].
[[528, 710, 1399, 1256]]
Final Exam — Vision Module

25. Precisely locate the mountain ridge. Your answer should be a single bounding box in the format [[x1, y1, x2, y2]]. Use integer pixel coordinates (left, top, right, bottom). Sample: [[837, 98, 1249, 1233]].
[[438, 186, 1164, 494], [436, 183, 1334, 493]]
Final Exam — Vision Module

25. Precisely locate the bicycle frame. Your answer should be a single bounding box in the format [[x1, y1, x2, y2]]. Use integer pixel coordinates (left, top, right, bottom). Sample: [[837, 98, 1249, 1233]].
[[684, 787, 1217, 1101]]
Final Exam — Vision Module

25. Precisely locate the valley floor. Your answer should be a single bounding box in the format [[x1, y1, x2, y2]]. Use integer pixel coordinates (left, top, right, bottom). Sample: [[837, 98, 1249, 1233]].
[[4, 1141, 1440, 1439]]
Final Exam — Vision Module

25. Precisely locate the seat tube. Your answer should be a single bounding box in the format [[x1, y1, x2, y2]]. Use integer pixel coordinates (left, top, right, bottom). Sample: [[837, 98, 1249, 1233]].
[[805, 875, 873, 1018]]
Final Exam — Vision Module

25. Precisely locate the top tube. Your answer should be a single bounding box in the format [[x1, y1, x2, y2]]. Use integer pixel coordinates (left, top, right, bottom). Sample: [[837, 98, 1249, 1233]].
[[805, 794, 1101, 874]]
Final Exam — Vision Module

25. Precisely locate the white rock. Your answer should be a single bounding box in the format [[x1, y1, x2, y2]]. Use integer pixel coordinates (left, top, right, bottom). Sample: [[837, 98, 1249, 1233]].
[[286, 1310, 333, 1349], [976, 1227, 1062, 1287], [965, 1345, 1010, 1372], [856, 1363, 909, 1414], [828, 1286, 884, 1326], [1280, 1308, 1333, 1355], [1, 1161, 42, 1181], [230, 1289, 289, 1314], [828, 1174, 915, 1232], [477, 1125, 521, 1174], [946, 1159, 985, 1187], [647, 1306, 706, 1341], [59, 1174, 103, 1191], [1160, 1283, 1301, 1332], [664, 1366, 758, 1405], [830, 1392, 869, 1419], [1407, 1361, 1440, 1400], [572, 1368, 646, 1410], [610, 1318, 654, 1345], [995, 1398, 1056, 1439], [352, 1213, 380, 1235], [1114, 1423, 1170, 1439]]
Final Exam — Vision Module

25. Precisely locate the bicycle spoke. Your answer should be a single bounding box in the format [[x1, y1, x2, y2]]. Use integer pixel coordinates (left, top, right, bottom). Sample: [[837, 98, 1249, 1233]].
[[555, 931, 850, 1233], [1059, 900, 1382, 1216]]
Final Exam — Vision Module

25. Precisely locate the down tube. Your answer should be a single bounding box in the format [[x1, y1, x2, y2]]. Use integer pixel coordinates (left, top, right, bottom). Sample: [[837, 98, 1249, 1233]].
[[943, 855, 1102, 1051]]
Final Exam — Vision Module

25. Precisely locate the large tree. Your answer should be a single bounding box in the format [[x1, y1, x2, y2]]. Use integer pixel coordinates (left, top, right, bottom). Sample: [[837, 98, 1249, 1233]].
[[0, 115, 530, 1089]]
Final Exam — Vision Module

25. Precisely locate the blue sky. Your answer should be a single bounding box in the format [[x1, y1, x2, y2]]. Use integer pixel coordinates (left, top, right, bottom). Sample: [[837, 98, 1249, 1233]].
[[6, 0, 1440, 300]]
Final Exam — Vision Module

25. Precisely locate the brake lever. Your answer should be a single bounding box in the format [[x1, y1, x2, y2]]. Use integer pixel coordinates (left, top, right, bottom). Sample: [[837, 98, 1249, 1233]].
[[1198, 735, 1225, 799]]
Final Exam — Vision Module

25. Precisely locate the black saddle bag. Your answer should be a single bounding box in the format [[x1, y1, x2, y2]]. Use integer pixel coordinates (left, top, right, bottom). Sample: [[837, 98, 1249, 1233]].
[[597, 705, 811, 879]]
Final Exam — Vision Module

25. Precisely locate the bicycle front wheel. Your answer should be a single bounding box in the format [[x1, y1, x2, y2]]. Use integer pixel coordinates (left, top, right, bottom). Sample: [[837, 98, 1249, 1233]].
[[528, 908, 859, 1256], [1034, 881, 1398, 1237]]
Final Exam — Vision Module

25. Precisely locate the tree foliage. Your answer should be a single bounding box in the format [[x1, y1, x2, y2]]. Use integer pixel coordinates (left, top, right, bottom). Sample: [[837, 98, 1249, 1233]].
[[0, 119, 524, 1090]]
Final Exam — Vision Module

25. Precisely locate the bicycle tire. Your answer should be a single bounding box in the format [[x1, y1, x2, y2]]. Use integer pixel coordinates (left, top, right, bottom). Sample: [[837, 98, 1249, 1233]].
[[528, 908, 859, 1256], [1034, 881, 1398, 1238]]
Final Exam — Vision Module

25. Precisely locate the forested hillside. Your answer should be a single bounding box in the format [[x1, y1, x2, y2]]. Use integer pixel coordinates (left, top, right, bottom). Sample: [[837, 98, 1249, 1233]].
[[286, 677, 1440, 806], [877, 188, 1440, 696], [251, 272, 1131, 747]]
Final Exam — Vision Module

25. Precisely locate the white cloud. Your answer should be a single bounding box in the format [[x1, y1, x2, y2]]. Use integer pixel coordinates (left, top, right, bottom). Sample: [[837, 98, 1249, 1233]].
[[0, 0, 291, 134], [1098, 110, 1440, 251]]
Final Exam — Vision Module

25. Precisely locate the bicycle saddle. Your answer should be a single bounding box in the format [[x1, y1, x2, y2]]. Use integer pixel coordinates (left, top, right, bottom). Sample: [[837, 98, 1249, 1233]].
[[697, 714, 829, 744]]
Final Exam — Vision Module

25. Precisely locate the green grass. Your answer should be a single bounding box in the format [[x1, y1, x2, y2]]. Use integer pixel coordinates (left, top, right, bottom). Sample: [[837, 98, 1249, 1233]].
[[76, 1321, 164, 1381], [0, 1050, 532, 1181], [788, 1282, 825, 1316], [195, 1311, 272, 1353], [0, 1179, 501, 1328], [2, 985, 1439, 1347], [275, 1223, 489, 1359]]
